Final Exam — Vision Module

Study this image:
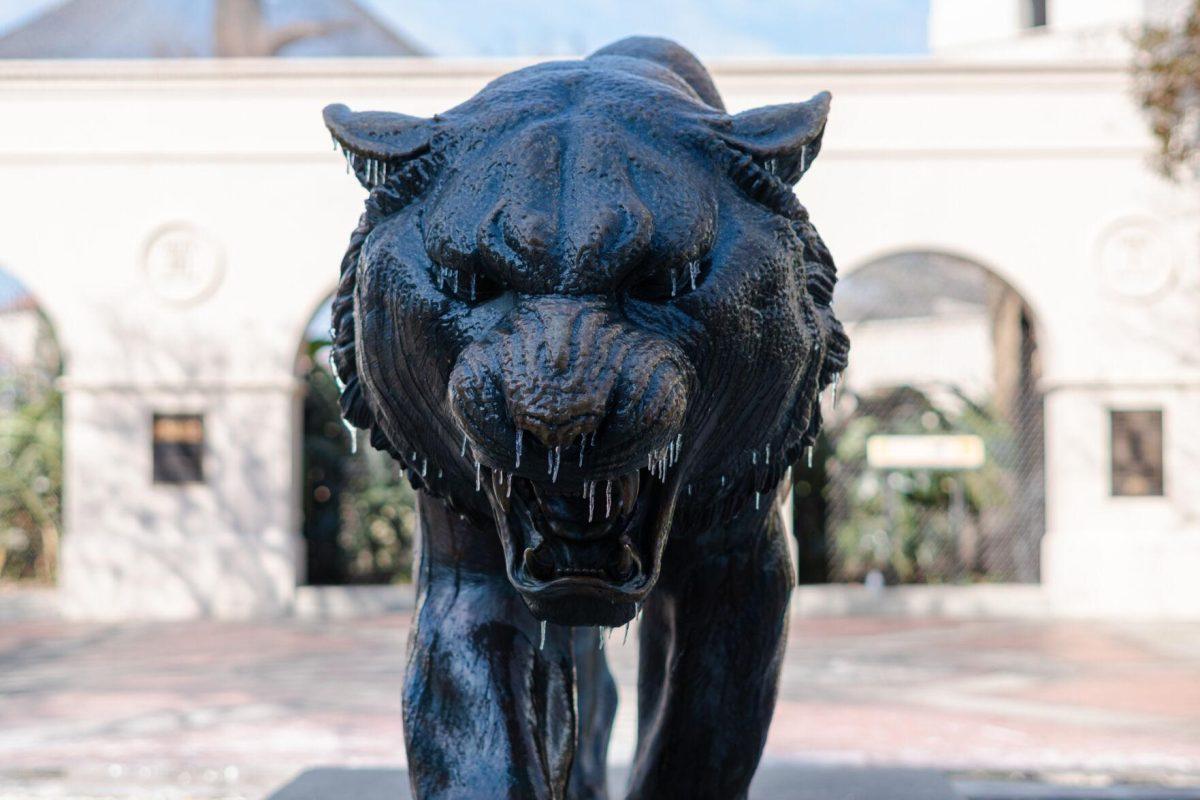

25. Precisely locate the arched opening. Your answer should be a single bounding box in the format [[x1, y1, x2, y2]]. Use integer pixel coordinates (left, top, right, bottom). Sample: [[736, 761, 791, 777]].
[[0, 266, 63, 585], [795, 251, 1045, 585], [295, 295, 415, 585]]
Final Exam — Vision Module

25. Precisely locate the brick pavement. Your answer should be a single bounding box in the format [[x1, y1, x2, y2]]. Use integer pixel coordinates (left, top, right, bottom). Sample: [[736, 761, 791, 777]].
[[0, 614, 1197, 798]]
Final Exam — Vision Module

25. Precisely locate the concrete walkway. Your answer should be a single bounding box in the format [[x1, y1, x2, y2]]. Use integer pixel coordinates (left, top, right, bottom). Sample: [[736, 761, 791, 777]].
[[1, 614, 1198, 798]]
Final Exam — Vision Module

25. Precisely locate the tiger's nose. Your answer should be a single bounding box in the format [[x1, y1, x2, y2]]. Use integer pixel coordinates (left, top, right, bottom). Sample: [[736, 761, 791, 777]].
[[512, 410, 602, 451], [448, 295, 691, 476], [502, 298, 619, 450]]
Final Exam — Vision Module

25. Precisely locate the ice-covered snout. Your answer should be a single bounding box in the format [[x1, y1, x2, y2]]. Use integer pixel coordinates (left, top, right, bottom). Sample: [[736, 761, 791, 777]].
[[449, 297, 691, 478]]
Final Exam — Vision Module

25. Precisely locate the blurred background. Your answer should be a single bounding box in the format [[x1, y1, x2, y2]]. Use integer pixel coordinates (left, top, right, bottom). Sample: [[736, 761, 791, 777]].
[[2, 1, 1200, 798]]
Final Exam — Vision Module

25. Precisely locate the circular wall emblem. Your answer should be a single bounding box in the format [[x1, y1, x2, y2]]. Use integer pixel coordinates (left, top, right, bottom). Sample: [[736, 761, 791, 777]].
[[1095, 218, 1177, 300], [143, 224, 225, 305]]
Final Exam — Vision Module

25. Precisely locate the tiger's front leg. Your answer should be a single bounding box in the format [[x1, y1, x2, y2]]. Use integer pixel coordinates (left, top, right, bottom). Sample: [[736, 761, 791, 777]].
[[625, 506, 794, 800], [403, 500, 579, 800]]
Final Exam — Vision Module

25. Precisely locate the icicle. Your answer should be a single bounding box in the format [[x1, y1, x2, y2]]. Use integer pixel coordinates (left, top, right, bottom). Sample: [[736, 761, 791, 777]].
[[648, 453, 653, 471], [475, 460, 482, 491], [806, 446, 814, 468], [583, 481, 589, 499], [687, 484, 693, 496], [597, 627, 605, 651], [579, 433, 586, 467], [755, 491, 761, 510], [588, 480, 596, 522], [670, 271, 677, 298], [421, 458, 428, 478], [675, 433, 683, 461], [540, 621, 547, 651], [721, 475, 726, 487], [636, 603, 643, 621], [344, 420, 357, 453], [379, 162, 387, 183], [331, 133, 338, 151], [689, 261, 699, 290], [800, 143, 807, 172], [438, 469, 444, 479], [506, 477, 513, 498], [591, 430, 597, 446], [622, 623, 630, 645], [515, 429, 523, 469], [831, 373, 841, 405], [547, 448, 554, 476], [752, 449, 757, 465], [411, 451, 417, 461], [605, 480, 612, 518], [461, 432, 468, 458], [552, 446, 562, 483], [765, 444, 771, 465]]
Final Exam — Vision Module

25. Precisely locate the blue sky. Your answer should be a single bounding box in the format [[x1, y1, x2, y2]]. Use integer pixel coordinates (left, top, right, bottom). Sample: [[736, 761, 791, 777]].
[[0, 0, 930, 57]]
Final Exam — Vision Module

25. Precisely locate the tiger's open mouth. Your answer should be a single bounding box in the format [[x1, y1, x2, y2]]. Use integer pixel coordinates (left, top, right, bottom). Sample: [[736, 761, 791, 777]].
[[486, 464, 675, 627]]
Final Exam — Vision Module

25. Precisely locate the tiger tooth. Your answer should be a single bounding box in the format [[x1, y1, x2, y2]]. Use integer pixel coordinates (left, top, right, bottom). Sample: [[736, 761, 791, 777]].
[[491, 469, 511, 513]]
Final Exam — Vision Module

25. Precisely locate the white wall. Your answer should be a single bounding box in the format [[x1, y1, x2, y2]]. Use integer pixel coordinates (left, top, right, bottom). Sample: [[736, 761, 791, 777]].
[[0, 55, 1196, 618], [929, 0, 1144, 59]]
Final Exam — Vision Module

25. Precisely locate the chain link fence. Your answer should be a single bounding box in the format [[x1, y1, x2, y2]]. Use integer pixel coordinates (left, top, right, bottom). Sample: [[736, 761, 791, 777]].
[[795, 253, 1045, 585]]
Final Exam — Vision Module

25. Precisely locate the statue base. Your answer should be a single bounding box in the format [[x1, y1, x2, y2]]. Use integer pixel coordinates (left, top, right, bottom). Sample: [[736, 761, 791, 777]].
[[267, 765, 960, 799]]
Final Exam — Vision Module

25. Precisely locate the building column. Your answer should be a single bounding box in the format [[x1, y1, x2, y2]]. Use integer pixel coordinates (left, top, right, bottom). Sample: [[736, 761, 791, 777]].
[[1041, 382, 1200, 619], [58, 379, 305, 620]]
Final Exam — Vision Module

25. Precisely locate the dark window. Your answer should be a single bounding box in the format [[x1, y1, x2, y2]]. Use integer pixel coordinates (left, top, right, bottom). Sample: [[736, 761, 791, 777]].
[[1110, 410, 1163, 497], [1029, 0, 1048, 28], [153, 413, 205, 484]]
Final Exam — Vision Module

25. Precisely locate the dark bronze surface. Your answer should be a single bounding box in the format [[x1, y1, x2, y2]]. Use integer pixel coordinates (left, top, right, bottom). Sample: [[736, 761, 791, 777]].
[[324, 35, 848, 799]]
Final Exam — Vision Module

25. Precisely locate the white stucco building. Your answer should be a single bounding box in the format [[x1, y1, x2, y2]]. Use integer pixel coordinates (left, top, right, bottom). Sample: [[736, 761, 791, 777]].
[[1, 0, 1198, 619]]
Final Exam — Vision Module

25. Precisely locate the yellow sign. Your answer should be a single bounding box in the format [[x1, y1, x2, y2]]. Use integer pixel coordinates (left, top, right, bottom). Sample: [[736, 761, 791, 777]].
[[866, 434, 985, 470]]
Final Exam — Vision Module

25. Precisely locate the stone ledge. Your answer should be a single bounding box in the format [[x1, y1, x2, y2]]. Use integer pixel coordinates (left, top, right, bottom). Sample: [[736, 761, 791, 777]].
[[291, 584, 416, 620], [792, 583, 1051, 619], [0, 586, 60, 621]]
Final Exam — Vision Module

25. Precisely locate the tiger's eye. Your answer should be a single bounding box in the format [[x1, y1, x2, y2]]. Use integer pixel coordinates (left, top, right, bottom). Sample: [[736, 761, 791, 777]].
[[627, 261, 704, 302], [431, 263, 505, 305]]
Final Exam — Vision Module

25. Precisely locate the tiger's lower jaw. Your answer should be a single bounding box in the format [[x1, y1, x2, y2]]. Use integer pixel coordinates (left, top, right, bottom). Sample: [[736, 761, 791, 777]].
[[491, 467, 674, 628]]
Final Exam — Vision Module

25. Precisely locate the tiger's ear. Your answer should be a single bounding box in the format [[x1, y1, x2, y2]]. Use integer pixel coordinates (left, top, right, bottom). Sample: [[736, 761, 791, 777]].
[[721, 91, 830, 185], [323, 103, 433, 190]]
